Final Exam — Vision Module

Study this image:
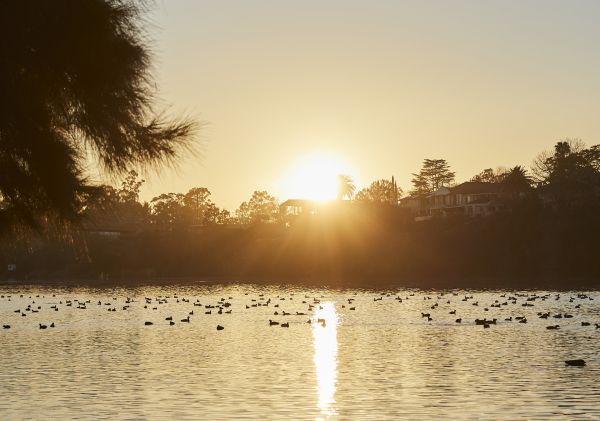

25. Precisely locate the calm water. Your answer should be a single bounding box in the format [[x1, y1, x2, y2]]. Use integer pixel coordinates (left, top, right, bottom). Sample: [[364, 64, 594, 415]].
[[1, 285, 599, 420]]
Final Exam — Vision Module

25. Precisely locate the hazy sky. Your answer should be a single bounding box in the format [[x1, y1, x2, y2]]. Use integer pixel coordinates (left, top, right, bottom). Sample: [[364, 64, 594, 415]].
[[133, 0, 600, 210]]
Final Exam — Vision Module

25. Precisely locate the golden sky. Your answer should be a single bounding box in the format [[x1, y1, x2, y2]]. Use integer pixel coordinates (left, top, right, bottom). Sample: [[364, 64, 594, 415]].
[[134, 0, 600, 210]]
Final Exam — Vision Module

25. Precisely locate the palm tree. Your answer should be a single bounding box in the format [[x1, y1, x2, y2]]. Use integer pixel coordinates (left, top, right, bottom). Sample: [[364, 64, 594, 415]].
[[337, 175, 356, 200], [502, 166, 532, 195], [0, 1, 196, 231]]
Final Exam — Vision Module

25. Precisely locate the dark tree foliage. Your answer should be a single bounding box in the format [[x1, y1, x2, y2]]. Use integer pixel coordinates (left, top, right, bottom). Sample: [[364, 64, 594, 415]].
[[0, 0, 196, 231], [501, 166, 532, 195], [236, 191, 279, 224], [533, 141, 600, 205], [411, 159, 455, 195], [355, 177, 402, 205]]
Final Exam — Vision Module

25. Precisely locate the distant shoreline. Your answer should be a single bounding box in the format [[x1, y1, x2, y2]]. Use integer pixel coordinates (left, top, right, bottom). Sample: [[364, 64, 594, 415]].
[[1, 276, 599, 291]]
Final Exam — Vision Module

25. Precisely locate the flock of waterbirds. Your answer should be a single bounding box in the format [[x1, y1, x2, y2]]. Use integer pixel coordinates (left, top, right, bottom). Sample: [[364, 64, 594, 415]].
[[1, 289, 597, 366]]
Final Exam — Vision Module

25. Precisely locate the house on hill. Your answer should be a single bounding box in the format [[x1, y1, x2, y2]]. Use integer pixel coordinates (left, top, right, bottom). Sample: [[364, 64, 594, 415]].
[[401, 182, 505, 220]]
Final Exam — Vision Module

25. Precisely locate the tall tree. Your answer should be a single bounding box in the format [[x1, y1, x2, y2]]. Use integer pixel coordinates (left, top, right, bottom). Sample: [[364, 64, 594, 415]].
[[501, 166, 532, 195], [118, 170, 145, 204], [532, 140, 600, 203], [337, 175, 356, 200], [150, 193, 186, 229], [411, 159, 455, 195], [531, 139, 587, 183], [236, 191, 279, 224], [355, 177, 402, 205], [183, 187, 212, 225], [83, 170, 149, 226], [0, 1, 196, 231]]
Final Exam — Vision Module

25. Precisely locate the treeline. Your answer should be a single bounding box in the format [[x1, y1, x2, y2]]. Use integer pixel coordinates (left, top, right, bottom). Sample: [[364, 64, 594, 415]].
[[4, 198, 600, 288], [2, 139, 600, 287], [83, 138, 600, 229]]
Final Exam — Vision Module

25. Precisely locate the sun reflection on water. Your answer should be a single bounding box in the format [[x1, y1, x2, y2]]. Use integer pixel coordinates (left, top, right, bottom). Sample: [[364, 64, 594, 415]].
[[312, 302, 338, 420]]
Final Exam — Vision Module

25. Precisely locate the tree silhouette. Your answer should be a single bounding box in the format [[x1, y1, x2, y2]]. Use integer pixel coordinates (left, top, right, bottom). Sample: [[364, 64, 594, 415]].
[[119, 170, 145, 204], [411, 159, 455, 195], [355, 177, 402, 205], [148, 187, 229, 228], [532, 141, 600, 204], [501, 166, 532, 195], [183, 187, 212, 225], [150, 193, 186, 229], [470, 167, 508, 183], [83, 171, 149, 227], [337, 175, 356, 200], [0, 1, 196, 231], [236, 191, 279, 224]]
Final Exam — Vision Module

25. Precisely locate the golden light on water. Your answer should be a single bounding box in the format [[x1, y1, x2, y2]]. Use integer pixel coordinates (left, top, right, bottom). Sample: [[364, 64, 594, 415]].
[[312, 302, 338, 420]]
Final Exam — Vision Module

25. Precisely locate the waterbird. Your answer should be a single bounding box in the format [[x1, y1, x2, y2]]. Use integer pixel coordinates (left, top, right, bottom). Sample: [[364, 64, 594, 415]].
[[216, 325, 224, 330], [546, 325, 560, 330], [281, 322, 289, 328], [39, 324, 47, 329], [3, 325, 10, 329], [269, 320, 279, 326], [565, 359, 586, 367], [181, 316, 190, 323], [145, 321, 153, 326]]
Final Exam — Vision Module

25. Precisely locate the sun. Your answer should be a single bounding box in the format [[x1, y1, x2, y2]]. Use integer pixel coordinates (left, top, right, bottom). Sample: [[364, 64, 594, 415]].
[[282, 155, 350, 201]]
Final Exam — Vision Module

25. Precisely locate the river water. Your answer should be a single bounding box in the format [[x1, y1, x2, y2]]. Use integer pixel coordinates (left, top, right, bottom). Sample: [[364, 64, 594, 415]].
[[1, 285, 599, 420]]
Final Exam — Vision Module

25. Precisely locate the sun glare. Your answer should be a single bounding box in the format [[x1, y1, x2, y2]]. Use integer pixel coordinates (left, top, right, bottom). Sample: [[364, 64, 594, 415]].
[[282, 155, 350, 201]]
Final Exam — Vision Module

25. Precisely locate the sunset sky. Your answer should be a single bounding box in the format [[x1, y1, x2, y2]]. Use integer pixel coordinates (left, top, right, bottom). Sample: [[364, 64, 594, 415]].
[[134, 0, 600, 210]]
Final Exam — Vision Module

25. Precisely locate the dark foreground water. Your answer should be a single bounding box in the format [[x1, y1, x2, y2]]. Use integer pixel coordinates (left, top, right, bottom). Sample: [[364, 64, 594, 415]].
[[1, 285, 599, 420]]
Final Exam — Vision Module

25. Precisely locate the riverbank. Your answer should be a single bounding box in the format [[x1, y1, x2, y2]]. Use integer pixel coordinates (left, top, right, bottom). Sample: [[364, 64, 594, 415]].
[[3, 208, 600, 290], [1, 275, 598, 291]]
